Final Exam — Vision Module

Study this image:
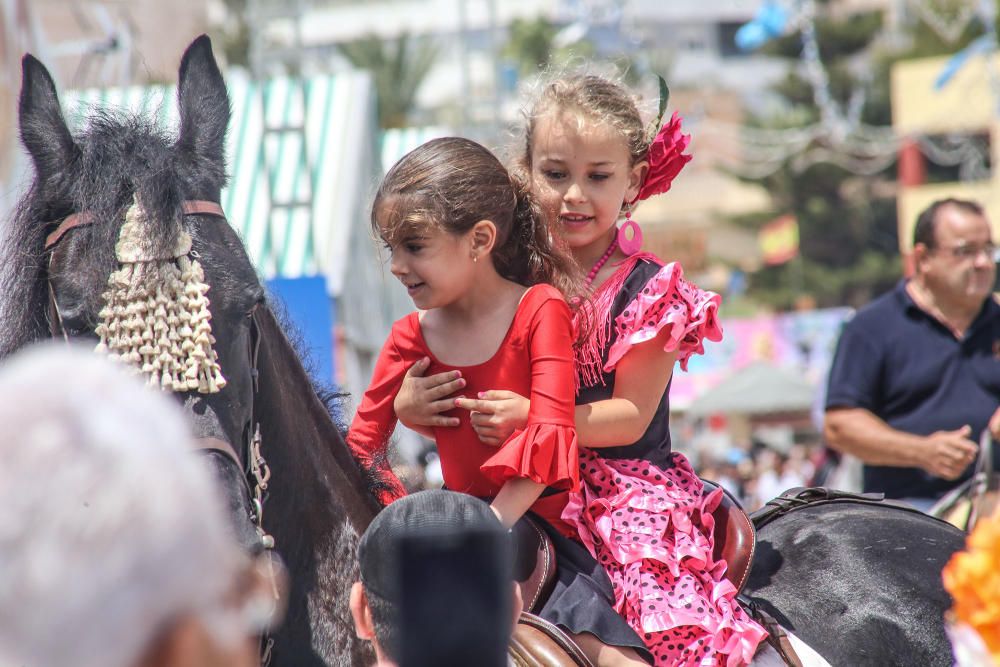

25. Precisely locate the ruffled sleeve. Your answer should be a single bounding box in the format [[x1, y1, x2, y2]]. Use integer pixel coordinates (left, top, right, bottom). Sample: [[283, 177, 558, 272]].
[[480, 288, 580, 491], [346, 323, 410, 506], [605, 262, 722, 373]]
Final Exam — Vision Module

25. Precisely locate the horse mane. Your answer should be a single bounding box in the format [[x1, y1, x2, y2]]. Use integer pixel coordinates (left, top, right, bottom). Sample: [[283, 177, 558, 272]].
[[0, 108, 226, 358], [264, 295, 398, 503], [264, 293, 348, 430], [0, 180, 50, 357]]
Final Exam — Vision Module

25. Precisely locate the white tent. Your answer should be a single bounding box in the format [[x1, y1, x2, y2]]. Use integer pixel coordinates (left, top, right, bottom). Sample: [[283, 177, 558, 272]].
[[685, 361, 817, 417]]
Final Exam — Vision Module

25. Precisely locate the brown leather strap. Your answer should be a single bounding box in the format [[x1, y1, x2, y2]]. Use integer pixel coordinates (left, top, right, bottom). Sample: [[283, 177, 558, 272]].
[[748, 605, 805, 667], [181, 200, 226, 218], [44, 199, 226, 250], [45, 212, 95, 250], [510, 613, 595, 667], [193, 436, 242, 467]]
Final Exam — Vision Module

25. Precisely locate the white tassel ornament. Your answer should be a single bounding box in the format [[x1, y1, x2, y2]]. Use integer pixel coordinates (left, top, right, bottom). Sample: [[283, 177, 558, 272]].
[[93, 195, 227, 393]]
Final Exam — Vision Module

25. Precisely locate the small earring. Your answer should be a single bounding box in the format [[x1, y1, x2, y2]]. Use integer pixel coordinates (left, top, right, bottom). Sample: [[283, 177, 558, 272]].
[[617, 204, 643, 256], [471, 253, 478, 263]]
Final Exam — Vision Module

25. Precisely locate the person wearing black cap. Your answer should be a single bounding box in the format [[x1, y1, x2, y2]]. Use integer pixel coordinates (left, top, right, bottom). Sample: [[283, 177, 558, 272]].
[[349, 490, 523, 667]]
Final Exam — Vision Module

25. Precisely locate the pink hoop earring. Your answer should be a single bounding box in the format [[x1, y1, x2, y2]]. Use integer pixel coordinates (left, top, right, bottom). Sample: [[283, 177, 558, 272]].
[[617, 205, 643, 256]]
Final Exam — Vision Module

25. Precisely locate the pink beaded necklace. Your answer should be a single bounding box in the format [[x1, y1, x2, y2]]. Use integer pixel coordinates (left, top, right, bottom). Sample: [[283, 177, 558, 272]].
[[584, 237, 619, 289]]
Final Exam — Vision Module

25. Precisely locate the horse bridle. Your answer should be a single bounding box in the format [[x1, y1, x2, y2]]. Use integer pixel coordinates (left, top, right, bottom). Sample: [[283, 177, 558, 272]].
[[44, 201, 278, 663]]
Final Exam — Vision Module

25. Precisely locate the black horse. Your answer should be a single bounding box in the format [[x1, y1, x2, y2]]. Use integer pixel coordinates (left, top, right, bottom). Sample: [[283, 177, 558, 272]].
[[743, 493, 965, 666], [3, 36, 382, 666]]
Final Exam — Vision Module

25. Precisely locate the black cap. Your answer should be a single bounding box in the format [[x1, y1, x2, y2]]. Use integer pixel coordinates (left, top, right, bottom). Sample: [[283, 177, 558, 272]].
[[358, 490, 508, 601]]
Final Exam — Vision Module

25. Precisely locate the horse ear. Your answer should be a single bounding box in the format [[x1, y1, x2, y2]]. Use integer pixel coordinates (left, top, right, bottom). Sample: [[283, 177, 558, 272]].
[[19, 54, 77, 178], [176, 35, 230, 169]]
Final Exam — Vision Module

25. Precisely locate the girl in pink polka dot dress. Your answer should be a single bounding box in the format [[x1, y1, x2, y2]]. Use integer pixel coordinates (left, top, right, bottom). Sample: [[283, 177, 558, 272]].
[[396, 74, 767, 666]]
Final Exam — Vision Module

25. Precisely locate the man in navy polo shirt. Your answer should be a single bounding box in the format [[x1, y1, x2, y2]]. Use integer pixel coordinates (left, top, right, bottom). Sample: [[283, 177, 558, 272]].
[[824, 198, 1000, 509]]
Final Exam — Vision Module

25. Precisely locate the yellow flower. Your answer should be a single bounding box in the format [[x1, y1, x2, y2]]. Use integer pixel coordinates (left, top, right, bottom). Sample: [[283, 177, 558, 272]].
[[944, 511, 1000, 663]]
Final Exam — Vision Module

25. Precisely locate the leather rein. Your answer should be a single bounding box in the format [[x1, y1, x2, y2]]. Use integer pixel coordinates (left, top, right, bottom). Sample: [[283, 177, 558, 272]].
[[45, 200, 277, 664]]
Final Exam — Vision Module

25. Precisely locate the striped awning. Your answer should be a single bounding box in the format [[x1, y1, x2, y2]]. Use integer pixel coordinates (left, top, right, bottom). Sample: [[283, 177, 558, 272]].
[[61, 69, 378, 296]]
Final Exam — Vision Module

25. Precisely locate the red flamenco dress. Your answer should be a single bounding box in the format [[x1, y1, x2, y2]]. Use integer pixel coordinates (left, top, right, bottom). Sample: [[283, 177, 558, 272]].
[[347, 284, 655, 660], [346, 284, 578, 526], [564, 254, 767, 667]]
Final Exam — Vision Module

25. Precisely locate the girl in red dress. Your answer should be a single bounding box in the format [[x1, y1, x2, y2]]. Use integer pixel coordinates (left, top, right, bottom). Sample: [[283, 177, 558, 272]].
[[347, 136, 656, 665], [395, 78, 767, 666]]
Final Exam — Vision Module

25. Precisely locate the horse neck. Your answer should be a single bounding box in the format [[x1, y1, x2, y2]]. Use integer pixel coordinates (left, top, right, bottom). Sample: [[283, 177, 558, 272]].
[[254, 305, 378, 532], [253, 306, 377, 664]]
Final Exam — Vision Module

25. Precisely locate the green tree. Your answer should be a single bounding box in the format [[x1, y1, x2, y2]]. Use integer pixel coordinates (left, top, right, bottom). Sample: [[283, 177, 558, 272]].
[[504, 17, 559, 75], [337, 33, 439, 129], [216, 0, 250, 68], [738, 6, 991, 310], [503, 17, 596, 77]]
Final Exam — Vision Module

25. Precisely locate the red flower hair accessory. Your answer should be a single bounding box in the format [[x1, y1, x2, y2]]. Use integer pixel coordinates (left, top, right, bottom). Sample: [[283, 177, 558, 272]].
[[633, 111, 692, 203]]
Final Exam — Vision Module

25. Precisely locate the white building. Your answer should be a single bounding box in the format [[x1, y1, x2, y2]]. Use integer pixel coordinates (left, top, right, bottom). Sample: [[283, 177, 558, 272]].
[[249, 0, 790, 132]]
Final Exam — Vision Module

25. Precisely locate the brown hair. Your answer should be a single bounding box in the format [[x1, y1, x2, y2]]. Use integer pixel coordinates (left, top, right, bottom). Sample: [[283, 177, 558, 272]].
[[372, 136, 582, 301], [520, 74, 650, 171]]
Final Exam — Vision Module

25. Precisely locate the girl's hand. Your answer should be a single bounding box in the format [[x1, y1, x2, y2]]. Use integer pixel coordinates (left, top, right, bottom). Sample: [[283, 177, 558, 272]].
[[454, 390, 529, 446], [394, 357, 464, 430]]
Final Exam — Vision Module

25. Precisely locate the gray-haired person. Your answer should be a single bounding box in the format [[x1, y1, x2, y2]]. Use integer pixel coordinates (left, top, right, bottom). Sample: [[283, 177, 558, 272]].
[[0, 343, 283, 667]]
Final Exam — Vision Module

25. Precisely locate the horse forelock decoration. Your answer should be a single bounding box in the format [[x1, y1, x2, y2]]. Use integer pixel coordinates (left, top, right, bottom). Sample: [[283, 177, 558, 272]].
[[92, 193, 226, 393], [3, 35, 382, 666]]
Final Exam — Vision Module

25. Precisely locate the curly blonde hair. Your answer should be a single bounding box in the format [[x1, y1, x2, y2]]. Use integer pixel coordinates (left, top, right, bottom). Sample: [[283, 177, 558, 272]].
[[519, 73, 652, 170]]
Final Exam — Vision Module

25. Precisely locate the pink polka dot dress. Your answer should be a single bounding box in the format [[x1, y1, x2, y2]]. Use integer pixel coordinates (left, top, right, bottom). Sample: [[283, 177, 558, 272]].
[[564, 254, 767, 666]]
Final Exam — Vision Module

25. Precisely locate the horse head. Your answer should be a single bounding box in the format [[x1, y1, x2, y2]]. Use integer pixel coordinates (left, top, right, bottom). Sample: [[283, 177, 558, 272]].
[[10, 36, 269, 554], [6, 36, 383, 664]]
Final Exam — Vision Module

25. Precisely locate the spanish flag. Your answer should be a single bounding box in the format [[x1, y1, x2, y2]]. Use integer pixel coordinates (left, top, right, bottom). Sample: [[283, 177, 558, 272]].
[[759, 214, 799, 266]]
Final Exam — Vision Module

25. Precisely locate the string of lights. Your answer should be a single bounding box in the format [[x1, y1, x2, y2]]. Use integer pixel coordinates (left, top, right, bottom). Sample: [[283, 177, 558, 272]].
[[909, 0, 978, 43], [697, 0, 997, 180]]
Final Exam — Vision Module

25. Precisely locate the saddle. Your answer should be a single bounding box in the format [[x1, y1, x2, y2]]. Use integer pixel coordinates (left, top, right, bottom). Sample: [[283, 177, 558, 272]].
[[704, 480, 756, 593], [510, 613, 595, 667], [750, 486, 940, 530]]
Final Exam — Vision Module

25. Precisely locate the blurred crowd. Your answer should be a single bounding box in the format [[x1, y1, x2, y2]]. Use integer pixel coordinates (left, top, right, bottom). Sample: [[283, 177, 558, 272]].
[[695, 443, 820, 512]]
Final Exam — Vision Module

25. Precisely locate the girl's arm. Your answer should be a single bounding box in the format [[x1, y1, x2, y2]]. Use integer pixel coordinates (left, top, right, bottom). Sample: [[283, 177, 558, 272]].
[[458, 325, 678, 448], [346, 333, 410, 504], [479, 291, 579, 524], [576, 326, 678, 447], [490, 478, 546, 528]]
